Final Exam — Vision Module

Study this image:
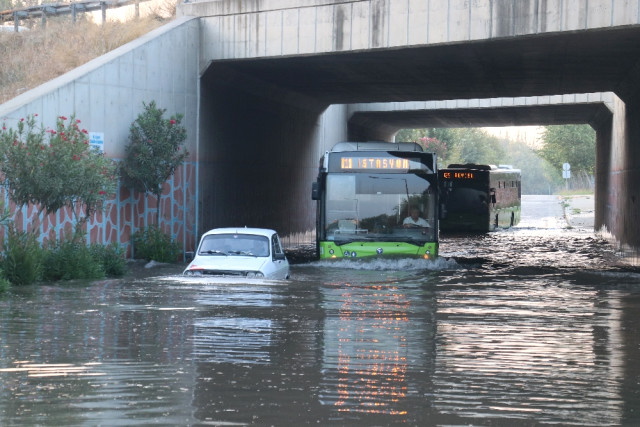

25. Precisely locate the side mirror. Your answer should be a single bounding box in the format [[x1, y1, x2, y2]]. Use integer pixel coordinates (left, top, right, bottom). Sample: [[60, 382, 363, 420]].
[[274, 252, 286, 261], [311, 181, 320, 200], [439, 203, 447, 219]]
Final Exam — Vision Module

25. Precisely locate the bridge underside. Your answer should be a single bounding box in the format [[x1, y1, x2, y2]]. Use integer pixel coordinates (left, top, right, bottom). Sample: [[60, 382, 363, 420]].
[[348, 103, 613, 142], [199, 25, 640, 255], [204, 26, 640, 104], [199, 69, 328, 242]]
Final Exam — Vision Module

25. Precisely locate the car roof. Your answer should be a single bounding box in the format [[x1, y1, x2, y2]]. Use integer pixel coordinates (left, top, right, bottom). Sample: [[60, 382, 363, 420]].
[[201, 227, 277, 238]]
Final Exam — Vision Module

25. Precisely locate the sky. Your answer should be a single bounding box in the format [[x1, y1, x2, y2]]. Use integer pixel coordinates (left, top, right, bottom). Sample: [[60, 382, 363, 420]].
[[483, 126, 543, 148]]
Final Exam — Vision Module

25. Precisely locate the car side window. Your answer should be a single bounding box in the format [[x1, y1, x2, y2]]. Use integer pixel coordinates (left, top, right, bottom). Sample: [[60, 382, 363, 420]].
[[272, 234, 283, 260]]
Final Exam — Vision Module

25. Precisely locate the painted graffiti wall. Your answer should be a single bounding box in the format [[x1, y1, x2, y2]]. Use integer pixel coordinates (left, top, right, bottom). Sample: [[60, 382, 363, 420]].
[[0, 161, 197, 258]]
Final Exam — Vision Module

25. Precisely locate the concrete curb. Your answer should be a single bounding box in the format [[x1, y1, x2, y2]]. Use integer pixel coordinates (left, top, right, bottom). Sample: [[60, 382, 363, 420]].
[[560, 195, 595, 229]]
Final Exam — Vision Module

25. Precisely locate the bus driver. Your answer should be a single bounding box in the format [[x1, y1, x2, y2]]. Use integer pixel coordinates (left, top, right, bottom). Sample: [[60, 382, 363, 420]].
[[403, 206, 430, 228]]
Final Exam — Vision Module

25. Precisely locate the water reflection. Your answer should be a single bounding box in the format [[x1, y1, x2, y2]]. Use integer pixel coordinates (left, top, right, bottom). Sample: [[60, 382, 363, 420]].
[[189, 278, 324, 426], [0, 279, 198, 426], [318, 270, 437, 421], [434, 276, 626, 425], [0, 196, 639, 425]]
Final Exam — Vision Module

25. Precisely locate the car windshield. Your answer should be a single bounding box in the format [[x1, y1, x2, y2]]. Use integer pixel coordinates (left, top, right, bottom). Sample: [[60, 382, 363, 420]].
[[324, 173, 436, 243], [198, 234, 270, 257]]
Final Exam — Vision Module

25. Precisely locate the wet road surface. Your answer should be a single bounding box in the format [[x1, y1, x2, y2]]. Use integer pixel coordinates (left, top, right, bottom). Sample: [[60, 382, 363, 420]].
[[0, 195, 639, 426]]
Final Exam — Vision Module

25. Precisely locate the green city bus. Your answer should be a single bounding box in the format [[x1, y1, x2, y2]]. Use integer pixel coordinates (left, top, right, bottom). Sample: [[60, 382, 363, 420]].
[[311, 142, 439, 260]]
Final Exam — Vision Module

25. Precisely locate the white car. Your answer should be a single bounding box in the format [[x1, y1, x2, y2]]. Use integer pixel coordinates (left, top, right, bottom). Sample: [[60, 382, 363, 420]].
[[183, 227, 290, 279]]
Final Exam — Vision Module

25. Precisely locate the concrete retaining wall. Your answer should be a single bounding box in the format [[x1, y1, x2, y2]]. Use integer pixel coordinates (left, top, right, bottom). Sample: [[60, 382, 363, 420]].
[[0, 17, 201, 255]]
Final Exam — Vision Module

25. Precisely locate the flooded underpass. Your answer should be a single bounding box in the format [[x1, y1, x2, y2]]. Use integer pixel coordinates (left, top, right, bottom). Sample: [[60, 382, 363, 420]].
[[1, 195, 639, 426]]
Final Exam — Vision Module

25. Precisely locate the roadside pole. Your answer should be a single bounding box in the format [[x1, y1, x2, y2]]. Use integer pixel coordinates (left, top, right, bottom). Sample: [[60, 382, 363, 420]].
[[562, 163, 571, 191]]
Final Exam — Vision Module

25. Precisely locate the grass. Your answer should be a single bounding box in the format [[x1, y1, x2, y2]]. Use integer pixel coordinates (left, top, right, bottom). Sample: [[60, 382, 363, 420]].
[[132, 225, 182, 263], [556, 189, 594, 196], [0, 2, 177, 105]]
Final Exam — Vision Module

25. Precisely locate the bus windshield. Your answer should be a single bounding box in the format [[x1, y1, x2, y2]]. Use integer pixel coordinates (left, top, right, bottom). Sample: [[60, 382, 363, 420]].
[[444, 184, 490, 215], [324, 173, 436, 243]]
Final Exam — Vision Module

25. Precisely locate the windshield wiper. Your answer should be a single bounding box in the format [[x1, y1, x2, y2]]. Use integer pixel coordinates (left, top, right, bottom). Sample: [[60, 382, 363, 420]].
[[227, 250, 258, 257], [200, 250, 228, 256]]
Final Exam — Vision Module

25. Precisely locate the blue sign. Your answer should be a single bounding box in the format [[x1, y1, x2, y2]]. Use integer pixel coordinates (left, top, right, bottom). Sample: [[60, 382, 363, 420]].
[[89, 132, 104, 152]]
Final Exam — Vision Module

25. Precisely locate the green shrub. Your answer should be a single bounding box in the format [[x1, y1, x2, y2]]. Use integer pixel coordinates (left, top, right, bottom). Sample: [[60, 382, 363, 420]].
[[0, 270, 11, 292], [1, 227, 43, 286], [90, 243, 127, 277], [42, 239, 105, 281], [132, 226, 181, 263], [120, 101, 188, 225]]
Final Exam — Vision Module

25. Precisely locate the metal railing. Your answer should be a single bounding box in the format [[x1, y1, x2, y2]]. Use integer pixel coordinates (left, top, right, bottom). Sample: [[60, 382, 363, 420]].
[[1, 0, 152, 31]]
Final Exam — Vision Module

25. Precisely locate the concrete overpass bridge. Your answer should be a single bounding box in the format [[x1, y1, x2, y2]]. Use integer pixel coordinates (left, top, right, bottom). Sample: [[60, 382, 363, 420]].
[[346, 93, 615, 141], [1, 0, 639, 259]]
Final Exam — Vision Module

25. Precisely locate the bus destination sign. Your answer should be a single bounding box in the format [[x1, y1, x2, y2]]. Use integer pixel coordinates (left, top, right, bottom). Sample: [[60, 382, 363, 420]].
[[338, 156, 422, 171], [443, 171, 475, 179]]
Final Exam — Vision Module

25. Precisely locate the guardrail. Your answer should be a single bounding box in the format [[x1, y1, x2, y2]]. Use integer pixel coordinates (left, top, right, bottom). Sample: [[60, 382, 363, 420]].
[[1, 0, 152, 31]]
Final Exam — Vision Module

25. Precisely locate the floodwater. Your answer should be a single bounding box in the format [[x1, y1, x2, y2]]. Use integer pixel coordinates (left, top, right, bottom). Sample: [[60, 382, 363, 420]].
[[1, 195, 639, 426]]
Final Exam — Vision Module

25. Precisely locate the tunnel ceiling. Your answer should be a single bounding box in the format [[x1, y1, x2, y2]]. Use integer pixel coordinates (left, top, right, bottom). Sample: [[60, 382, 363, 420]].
[[349, 103, 613, 132], [205, 26, 640, 127]]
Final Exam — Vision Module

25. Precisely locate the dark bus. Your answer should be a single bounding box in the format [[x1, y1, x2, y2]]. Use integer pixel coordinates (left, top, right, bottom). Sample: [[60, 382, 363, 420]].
[[439, 164, 521, 232], [312, 142, 439, 260]]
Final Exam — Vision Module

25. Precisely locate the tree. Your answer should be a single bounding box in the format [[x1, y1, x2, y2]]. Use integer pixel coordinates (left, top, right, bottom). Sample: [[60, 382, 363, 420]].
[[538, 125, 596, 190], [395, 128, 428, 142], [395, 127, 504, 166], [498, 137, 563, 194], [119, 101, 188, 225], [538, 125, 595, 174], [0, 0, 13, 11], [0, 114, 117, 225], [418, 136, 447, 160], [446, 128, 505, 165]]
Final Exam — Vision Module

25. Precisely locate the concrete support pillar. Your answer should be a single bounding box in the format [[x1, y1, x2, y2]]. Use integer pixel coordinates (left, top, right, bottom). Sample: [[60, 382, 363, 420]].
[[347, 114, 396, 142], [198, 70, 336, 244], [348, 122, 395, 142], [594, 114, 612, 232], [622, 97, 640, 257], [598, 94, 640, 262]]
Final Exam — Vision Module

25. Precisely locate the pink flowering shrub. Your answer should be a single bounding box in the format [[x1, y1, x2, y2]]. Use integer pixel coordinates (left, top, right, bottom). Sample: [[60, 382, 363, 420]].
[[419, 136, 448, 161], [0, 114, 117, 223]]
